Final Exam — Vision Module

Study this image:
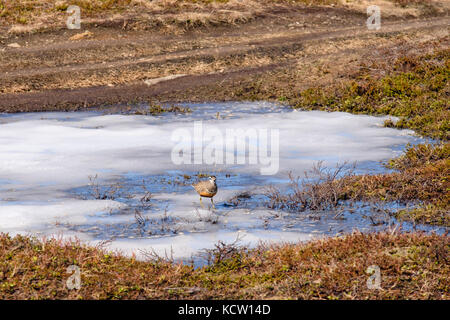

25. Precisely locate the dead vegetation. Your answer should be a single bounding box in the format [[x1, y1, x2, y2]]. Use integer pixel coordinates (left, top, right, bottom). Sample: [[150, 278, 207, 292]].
[[294, 48, 450, 140], [266, 161, 355, 212], [0, 0, 448, 301], [1, 231, 448, 299], [1, 0, 445, 35], [204, 45, 447, 226], [387, 143, 449, 171], [265, 142, 449, 226], [133, 208, 181, 236], [131, 103, 192, 115], [88, 174, 124, 200], [0, 0, 289, 34], [340, 143, 450, 226], [198, 233, 246, 266]]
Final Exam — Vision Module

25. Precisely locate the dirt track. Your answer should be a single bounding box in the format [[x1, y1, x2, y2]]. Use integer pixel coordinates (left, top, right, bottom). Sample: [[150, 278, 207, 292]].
[[0, 5, 449, 112]]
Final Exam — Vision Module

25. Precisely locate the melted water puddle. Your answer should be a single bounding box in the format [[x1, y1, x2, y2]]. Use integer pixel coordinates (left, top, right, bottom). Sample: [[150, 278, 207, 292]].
[[0, 102, 440, 262]]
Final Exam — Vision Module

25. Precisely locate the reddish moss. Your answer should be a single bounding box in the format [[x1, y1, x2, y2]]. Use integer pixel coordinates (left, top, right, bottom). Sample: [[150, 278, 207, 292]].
[[0, 232, 448, 299]]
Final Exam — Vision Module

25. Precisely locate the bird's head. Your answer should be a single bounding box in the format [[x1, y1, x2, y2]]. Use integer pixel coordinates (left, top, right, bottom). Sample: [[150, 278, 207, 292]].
[[209, 176, 216, 183]]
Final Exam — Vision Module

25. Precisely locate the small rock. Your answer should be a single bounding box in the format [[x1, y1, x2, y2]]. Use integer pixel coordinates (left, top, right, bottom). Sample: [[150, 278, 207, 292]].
[[144, 74, 187, 86], [7, 42, 21, 48], [54, 1, 68, 11], [69, 30, 93, 41]]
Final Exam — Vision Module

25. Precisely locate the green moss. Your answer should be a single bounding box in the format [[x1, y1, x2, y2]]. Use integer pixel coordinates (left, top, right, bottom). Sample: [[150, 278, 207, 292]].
[[132, 104, 192, 115], [387, 143, 450, 170], [294, 50, 450, 140], [330, 140, 449, 226], [395, 202, 449, 227]]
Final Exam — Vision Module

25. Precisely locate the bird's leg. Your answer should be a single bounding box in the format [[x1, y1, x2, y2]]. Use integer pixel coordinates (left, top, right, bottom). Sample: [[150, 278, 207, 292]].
[[211, 198, 215, 209], [199, 197, 204, 208]]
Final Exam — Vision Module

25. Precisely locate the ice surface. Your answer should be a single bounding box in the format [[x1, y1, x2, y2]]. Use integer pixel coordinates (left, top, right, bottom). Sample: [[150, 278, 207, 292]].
[[0, 102, 426, 261]]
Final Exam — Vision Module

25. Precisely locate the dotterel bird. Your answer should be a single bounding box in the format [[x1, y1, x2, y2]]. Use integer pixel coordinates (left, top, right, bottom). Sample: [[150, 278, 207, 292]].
[[192, 176, 217, 208]]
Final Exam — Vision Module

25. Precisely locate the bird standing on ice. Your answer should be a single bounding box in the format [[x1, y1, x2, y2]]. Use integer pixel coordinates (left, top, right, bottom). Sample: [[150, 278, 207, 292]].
[[192, 176, 217, 208]]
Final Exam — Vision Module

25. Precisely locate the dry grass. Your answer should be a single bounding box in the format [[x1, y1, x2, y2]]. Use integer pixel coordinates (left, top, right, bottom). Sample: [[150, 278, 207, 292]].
[[340, 143, 450, 226], [255, 47, 449, 226], [265, 143, 449, 226], [1, 231, 448, 299], [266, 161, 356, 212], [0, 0, 281, 32], [294, 49, 450, 140], [387, 143, 449, 171], [0, 0, 448, 301], [339, 0, 446, 17], [1, 0, 444, 34], [131, 103, 192, 115], [267, 47, 449, 226], [344, 153, 448, 205], [265, 142, 449, 226]]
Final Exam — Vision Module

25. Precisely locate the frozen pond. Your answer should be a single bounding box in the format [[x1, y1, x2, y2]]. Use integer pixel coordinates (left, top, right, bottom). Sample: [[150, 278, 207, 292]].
[[0, 102, 442, 263]]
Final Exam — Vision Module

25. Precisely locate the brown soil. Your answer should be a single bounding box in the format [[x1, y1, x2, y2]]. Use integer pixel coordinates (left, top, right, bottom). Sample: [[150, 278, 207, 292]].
[[0, 4, 449, 112]]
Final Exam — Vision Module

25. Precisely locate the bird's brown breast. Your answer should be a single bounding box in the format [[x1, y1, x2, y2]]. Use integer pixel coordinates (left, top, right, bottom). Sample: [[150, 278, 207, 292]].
[[199, 191, 217, 198], [193, 180, 217, 197]]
